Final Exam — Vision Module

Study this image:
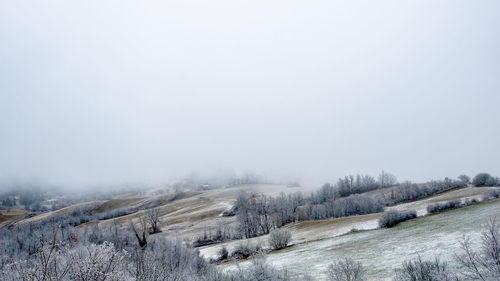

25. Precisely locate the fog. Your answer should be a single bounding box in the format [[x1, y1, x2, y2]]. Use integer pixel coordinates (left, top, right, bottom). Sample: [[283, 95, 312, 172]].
[[1, 1, 499, 188]]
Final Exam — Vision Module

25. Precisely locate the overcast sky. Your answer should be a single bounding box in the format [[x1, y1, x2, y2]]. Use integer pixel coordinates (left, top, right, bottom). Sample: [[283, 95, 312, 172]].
[[1, 0, 499, 187]]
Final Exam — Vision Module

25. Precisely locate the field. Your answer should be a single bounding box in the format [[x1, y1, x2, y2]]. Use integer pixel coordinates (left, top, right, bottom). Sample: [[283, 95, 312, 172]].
[[0, 209, 30, 228], [220, 197, 500, 280]]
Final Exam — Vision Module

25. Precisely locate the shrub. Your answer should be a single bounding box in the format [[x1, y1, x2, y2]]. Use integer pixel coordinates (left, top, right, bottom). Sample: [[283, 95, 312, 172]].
[[379, 210, 417, 228], [269, 228, 292, 250], [426, 200, 461, 214], [234, 257, 291, 281], [394, 257, 457, 281], [472, 173, 496, 187], [483, 189, 500, 200], [326, 257, 365, 281], [68, 242, 127, 281], [230, 242, 261, 259], [217, 246, 228, 261], [455, 218, 500, 280], [463, 198, 479, 206]]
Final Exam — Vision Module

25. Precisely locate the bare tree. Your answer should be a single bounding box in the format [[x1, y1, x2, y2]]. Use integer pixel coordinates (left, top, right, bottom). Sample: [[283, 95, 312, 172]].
[[130, 216, 148, 249], [327, 257, 365, 281], [455, 218, 500, 280], [146, 208, 162, 234]]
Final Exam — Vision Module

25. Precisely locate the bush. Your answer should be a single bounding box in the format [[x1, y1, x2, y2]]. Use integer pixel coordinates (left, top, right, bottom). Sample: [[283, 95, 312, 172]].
[[269, 229, 292, 250], [483, 189, 500, 200], [426, 200, 461, 214], [217, 246, 228, 261], [233, 257, 291, 281], [230, 242, 261, 259], [455, 218, 500, 280], [394, 257, 457, 281], [472, 173, 496, 187], [327, 257, 365, 281], [379, 210, 417, 228], [463, 198, 478, 206]]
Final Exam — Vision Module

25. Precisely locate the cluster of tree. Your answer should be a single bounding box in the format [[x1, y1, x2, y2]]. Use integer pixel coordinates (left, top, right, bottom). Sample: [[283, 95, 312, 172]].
[[234, 175, 468, 240], [378, 210, 417, 228], [311, 171, 397, 203], [385, 178, 466, 206], [297, 194, 384, 221], [336, 174, 379, 197], [236, 192, 305, 238], [472, 172, 500, 187], [233, 173, 396, 239]]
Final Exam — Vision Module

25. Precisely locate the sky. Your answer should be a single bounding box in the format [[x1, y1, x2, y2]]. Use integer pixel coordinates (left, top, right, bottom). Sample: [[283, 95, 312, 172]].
[[0, 0, 499, 188]]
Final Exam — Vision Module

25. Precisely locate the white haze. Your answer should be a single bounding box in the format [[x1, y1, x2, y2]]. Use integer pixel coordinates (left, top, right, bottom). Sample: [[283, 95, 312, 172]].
[[0, 0, 499, 188]]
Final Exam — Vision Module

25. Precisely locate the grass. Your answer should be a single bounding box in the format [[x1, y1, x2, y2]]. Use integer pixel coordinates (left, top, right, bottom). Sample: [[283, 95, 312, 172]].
[[0, 209, 30, 228]]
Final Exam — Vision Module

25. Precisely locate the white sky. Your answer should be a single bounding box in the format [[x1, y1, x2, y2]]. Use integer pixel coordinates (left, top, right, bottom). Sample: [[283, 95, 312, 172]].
[[1, 1, 499, 187]]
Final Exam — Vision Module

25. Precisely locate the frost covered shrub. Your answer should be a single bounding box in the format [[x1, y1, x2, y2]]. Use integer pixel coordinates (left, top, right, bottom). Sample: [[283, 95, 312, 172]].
[[483, 188, 500, 200], [68, 242, 128, 281], [463, 198, 478, 206], [394, 257, 457, 281], [269, 228, 292, 250], [298, 194, 384, 221], [472, 173, 498, 187], [387, 179, 466, 206], [426, 200, 461, 214], [216, 246, 229, 262], [1, 236, 70, 281], [226, 257, 291, 281], [129, 237, 214, 281], [230, 241, 261, 259], [97, 207, 136, 220], [327, 257, 365, 281], [193, 221, 236, 247], [379, 210, 417, 228], [455, 218, 500, 280]]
